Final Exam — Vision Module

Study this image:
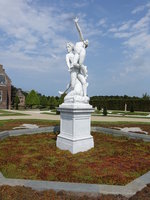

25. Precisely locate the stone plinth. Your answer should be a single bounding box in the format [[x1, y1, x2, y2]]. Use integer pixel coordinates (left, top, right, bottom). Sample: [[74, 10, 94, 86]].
[[56, 103, 94, 154]]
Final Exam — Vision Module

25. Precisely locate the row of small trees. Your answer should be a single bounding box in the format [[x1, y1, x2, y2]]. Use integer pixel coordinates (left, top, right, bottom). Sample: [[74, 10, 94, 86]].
[[12, 88, 65, 110], [26, 90, 65, 109]]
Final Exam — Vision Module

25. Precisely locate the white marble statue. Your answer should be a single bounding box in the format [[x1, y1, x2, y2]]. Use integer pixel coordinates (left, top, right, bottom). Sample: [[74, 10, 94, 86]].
[[60, 18, 89, 103], [57, 18, 94, 154]]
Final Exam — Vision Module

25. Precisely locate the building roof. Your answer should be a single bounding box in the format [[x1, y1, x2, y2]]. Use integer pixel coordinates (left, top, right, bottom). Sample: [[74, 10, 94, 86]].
[[16, 89, 25, 97], [0, 64, 11, 84]]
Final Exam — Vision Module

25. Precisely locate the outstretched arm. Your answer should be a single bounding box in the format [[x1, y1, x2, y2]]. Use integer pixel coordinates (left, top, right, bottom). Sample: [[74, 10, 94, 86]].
[[74, 17, 84, 42]]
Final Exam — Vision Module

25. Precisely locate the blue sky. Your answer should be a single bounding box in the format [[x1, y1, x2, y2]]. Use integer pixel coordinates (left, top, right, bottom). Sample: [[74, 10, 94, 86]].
[[0, 0, 150, 97]]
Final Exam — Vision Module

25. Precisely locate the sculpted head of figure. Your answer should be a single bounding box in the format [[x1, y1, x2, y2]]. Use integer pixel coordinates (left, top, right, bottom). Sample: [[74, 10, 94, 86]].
[[66, 42, 74, 53], [84, 40, 89, 48]]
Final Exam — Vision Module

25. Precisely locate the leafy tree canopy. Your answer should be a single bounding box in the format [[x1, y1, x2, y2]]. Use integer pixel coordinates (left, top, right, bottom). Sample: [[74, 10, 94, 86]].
[[26, 90, 40, 107]]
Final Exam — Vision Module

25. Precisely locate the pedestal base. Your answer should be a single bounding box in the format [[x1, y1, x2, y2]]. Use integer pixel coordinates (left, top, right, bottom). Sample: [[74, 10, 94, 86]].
[[57, 135, 94, 154], [56, 102, 94, 154]]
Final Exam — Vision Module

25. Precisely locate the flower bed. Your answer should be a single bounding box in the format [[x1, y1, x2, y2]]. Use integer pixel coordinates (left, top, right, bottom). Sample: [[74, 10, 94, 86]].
[[0, 132, 150, 185]]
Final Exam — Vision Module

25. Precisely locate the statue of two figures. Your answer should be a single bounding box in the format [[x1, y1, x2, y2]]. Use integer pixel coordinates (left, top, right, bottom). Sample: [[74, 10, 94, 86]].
[[60, 18, 89, 104]]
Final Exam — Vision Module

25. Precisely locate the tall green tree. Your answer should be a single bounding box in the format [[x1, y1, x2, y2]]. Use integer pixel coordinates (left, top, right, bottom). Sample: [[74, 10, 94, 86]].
[[103, 106, 107, 116], [26, 90, 40, 108], [40, 95, 48, 107], [48, 96, 58, 109], [130, 104, 134, 112], [142, 93, 150, 100], [14, 95, 20, 110]]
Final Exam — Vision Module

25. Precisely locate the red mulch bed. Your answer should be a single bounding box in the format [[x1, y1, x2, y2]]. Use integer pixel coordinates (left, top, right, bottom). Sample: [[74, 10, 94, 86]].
[[0, 120, 150, 135], [0, 119, 59, 131], [0, 132, 150, 185]]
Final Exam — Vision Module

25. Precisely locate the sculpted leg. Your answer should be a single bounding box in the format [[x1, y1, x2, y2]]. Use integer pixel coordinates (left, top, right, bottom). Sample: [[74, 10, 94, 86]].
[[79, 48, 86, 66], [80, 65, 88, 78], [70, 71, 77, 90], [77, 74, 87, 97]]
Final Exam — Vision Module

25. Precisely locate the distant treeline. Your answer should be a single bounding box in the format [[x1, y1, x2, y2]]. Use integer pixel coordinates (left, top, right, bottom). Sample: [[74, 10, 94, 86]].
[[90, 95, 150, 112], [12, 85, 150, 111]]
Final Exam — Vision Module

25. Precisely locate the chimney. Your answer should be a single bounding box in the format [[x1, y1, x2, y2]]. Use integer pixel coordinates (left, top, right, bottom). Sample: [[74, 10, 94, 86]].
[[0, 64, 4, 73]]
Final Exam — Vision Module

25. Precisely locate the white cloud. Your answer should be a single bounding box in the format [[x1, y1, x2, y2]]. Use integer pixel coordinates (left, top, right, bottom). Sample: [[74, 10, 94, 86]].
[[132, 4, 146, 14], [108, 3, 150, 79], [73, 1, 88, 8], [0, 0, 101, 76], [132, 2, 150, 14], [132, 12, 150, 30], [124, 32, 150, 50], [114, 32, 132, 38], [97, 18, 107, 27], [0, 0, 67, 56], [108, 27, 118, 32], [118, 21, 133, 31]]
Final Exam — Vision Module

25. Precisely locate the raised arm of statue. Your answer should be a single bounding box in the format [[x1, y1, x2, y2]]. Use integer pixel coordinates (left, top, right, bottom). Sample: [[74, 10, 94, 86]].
[[74, 17, 84, 42]]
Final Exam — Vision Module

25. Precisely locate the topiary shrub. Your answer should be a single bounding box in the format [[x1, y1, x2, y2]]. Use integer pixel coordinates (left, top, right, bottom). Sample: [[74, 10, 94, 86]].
[[103, 106, 107, 116], [56, 110, 60, 115], [130, 104, 134, 112]]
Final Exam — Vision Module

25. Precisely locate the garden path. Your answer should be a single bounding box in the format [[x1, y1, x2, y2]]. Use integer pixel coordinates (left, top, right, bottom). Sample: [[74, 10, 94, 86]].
[[0, 110, 150, 122]]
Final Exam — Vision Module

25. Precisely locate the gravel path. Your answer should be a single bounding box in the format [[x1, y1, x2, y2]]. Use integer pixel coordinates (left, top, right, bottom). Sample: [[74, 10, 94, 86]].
[[0, 110, 150, 122]]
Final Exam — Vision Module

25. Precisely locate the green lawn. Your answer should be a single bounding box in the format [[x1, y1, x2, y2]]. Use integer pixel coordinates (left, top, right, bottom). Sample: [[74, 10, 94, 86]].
[[91, 121, 150, 126], [110, 110, 149, 116], [0, 110, 28, 117], [93, 110, 150, 117], [41, 112, 56, 115]]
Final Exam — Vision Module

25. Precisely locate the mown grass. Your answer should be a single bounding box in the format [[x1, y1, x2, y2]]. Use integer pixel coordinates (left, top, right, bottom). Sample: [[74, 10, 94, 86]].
[[0, 110, 28, 116], [110, 111, 149, 116], [41, 112, 56, 115], [0, 132, 150, 185], [91, 121, 150, 126], [93, 110, 149, 117]]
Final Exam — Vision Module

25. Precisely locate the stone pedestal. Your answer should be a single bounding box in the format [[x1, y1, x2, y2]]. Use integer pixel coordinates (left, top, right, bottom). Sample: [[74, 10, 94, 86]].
[[56, 103, 94, 154]]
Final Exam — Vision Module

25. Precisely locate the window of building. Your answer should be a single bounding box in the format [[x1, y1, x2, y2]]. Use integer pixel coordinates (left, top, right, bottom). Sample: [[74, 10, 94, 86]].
[[0, 75, 6, 85], [0, 91, 2, 102]]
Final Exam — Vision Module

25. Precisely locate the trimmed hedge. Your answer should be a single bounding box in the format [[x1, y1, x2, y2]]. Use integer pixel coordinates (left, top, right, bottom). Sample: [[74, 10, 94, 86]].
[[90, 99, 150, 112]]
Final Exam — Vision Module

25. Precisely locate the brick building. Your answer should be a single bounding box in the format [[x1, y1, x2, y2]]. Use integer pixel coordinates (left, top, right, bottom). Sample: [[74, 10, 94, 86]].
[[0, 64, 11, 109]]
